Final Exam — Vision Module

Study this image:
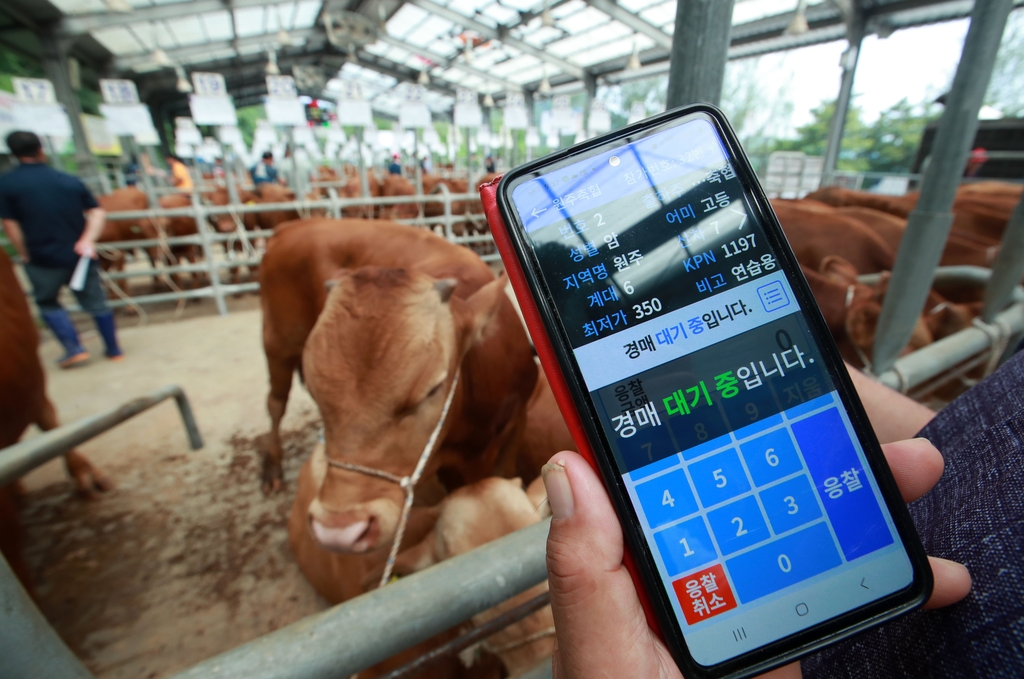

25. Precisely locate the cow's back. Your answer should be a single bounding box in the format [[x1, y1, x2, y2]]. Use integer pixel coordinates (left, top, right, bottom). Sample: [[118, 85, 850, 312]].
[[772, 200, 896, 274], [0, 250, 46, 448]]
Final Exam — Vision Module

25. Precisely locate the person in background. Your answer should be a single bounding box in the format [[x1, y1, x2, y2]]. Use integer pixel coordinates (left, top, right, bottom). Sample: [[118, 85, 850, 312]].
[[124, 155, 140, 187], [250, 151, 279, 185], [388, 153, 403, 175], [166, 154, 193, 191], [0, 131, 123, 368], [485, 155, 496, 174], [420, 154, 433, 175]]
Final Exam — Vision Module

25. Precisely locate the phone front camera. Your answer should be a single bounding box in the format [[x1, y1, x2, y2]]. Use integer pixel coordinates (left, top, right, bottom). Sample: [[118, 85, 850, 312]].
[[609, 156, 620, 167]]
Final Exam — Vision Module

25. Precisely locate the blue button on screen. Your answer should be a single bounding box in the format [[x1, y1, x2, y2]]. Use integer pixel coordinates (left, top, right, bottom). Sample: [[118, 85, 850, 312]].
[[687, 448, 751, 508], [739, 427, 803, 487], [758, 474, 822, 534], [707, 495, 771, 555], [725, 522, 842, 603], [635, 469, 699, 529], [791, 408, 894, 561], [758, 281, 791, 312], [654, 516, 717, 576]]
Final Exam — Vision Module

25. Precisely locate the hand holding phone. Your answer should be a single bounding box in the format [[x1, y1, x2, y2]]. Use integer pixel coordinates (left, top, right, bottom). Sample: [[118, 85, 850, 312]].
[[489, 105, 942, 678]]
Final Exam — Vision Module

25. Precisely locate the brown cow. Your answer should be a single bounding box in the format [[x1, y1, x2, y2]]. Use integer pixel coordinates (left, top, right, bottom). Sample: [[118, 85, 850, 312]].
[[288, 442, 499, 679], [385, 477, 555, 678], [518, 370, 576, 482], [337, 166, 383, 219], [259, 219, 536, 496], [836, 206, 998, 269], [771, 200, 896, 274], [96, 187, 162, 296], [804, 186, 918, 217], [0, 249, 111, 595], [379, 174, 420, 220]]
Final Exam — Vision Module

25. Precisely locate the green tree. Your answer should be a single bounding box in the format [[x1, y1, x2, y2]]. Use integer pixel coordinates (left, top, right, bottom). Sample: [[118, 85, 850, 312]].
[[235, 104, 265, 147], [984, 8, 1024, 117], [860, 98, 940, 173]]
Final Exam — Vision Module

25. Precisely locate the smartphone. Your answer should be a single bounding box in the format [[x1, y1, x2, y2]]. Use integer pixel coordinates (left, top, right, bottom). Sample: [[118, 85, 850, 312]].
[[492, 104, 932, 678]]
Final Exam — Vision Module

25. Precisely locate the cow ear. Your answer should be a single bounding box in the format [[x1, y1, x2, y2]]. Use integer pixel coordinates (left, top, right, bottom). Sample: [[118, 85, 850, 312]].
[[434, 278, 458, 303], [462, 273, 508, 345], [819, 256, 859, 286]]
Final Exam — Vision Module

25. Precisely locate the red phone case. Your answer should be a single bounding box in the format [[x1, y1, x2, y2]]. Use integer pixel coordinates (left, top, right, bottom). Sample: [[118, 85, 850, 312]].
[[480, 176, 664, 637]]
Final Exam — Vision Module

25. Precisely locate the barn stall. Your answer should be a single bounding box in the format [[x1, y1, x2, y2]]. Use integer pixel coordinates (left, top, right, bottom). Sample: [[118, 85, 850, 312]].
[[2, 0, 1024, 677]]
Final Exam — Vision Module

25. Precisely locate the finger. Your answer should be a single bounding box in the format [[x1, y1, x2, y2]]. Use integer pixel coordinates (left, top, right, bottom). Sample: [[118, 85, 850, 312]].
[[880, 438, 944, 503], [543, 452, 678, 679], [923, 556, 972, 609]]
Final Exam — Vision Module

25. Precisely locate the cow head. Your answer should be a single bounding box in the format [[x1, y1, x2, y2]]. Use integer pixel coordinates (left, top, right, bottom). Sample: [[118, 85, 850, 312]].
[[302, 267, 508, 554]]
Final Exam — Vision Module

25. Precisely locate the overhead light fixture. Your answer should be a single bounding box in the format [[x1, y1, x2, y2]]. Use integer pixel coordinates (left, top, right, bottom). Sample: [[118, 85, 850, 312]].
[[538, 76, 552, 96], [277, 29, 292, 46], [541, 0, 555, 28], [265, 49, 281, 75], [174, 65, 193, 93], [104, 0, 133, 12], [152, 48, 172, 67], [482, 92, 495, 107], [378, 4, 389, 35], [463, 40, 473, 62], [348, 45, 358, 64], [626, 40, 641, 70], [418, 69, 430, 85], [784, 0, 809, 36]]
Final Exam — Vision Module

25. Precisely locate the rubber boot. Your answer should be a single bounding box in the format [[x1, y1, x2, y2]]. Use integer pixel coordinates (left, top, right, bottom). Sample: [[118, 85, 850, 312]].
[[40, 309, 89, 368], [92, 311, 123, 360]]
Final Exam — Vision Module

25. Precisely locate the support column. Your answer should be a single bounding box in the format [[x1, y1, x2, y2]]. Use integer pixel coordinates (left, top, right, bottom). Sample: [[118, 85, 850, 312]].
[[0, 554, 94, 679], [38, 29, 97, 184], [666, 0, 736, 109], [582, 74, 597, 140], [871, 0, 1013, 374], [821, 7, 866, 187], [981, 195, 1024, 322]]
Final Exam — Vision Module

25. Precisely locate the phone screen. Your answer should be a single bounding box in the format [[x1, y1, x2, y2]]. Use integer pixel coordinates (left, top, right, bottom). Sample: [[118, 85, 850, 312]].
[[507, 112, 915, 667]]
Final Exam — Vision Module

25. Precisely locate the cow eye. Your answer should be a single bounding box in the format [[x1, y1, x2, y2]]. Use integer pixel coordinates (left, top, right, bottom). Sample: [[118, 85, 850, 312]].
[[425, 381, 445, 399]]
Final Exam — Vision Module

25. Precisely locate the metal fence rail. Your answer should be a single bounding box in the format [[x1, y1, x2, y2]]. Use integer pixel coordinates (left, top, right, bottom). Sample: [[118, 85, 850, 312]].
[[69, 188, 498, 315], [0, 384, 203, 487]]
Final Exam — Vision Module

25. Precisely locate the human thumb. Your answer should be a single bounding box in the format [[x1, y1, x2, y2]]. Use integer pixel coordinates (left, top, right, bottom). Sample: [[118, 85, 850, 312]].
[[542, 452, 674, 679]]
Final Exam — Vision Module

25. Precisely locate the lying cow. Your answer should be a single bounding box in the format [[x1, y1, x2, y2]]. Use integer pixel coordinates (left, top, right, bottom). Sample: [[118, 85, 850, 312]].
[[0, 249, 111, 595], [771, 199, 896, 274], [385, 476, 555, 678], [259, 218, 537, 497]]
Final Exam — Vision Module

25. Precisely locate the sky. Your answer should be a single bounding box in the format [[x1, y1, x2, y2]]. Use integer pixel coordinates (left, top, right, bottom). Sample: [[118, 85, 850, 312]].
[[732, 18, 971, 137]]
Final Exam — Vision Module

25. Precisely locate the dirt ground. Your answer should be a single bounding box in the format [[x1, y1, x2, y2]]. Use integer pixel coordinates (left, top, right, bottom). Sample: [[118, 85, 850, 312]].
[[19, 296, 328, 678]]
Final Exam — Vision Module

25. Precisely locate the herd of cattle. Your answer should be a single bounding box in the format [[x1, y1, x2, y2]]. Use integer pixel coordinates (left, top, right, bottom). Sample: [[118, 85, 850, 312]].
[[93, 167, 500, 295], [1, 175, 1021, 678]]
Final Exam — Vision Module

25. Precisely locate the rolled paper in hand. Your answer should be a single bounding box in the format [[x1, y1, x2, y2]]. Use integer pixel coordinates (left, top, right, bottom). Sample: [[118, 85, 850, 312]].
[[69, 253, 92, 291]]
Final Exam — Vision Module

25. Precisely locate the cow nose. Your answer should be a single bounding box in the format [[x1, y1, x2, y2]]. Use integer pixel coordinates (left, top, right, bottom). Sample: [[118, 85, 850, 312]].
[[309, 513, 379, 553]]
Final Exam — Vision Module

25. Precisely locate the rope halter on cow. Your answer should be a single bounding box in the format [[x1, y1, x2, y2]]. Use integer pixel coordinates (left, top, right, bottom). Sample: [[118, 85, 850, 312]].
[[323, 368, 461, 589]]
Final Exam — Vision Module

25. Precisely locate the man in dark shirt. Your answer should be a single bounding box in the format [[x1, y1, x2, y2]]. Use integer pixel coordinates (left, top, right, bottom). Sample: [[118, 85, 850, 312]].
[[250, 151, 280, 185], [0, 131, 123, 368]]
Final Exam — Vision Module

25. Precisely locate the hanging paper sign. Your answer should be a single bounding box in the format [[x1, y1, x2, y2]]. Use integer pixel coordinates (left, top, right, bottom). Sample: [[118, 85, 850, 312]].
[[399, 84, 431, 128], [550, 95, 574, 132], [195, 138, 222, 161], [0, 92, 17, 152], [525, 127, 540, 148], [135, 128, 160, 146], [191, 72, 227, 98], [266, 75, 298, 99], [265, 97, 307, 125], [189, 95, 237, 126], [545, 132, 559, 148], [337, 100, 373, 126], [100, 103, 157, 138], [11, 102, 72, 137], [327, 127, 347, 144], [217, 125, 244, 146], [80, 114, 122, 156], [12, 78, 56, 104], [99, 79, 140, 105], [588, 100, 611, 134], [174, 143, 194, 158], [175, 118, 203, 146], [503, 91, 528, 130], [627, 102, 646, 125], [453, 88, 482, 128], [292, 126, 317, 147]]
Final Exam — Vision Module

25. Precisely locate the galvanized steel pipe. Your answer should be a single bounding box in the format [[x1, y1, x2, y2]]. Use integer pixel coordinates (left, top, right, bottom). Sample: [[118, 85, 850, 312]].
[[169, 519, 550, 679], [0, 385, 203, 486], [871, 0, 1015, 373]]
